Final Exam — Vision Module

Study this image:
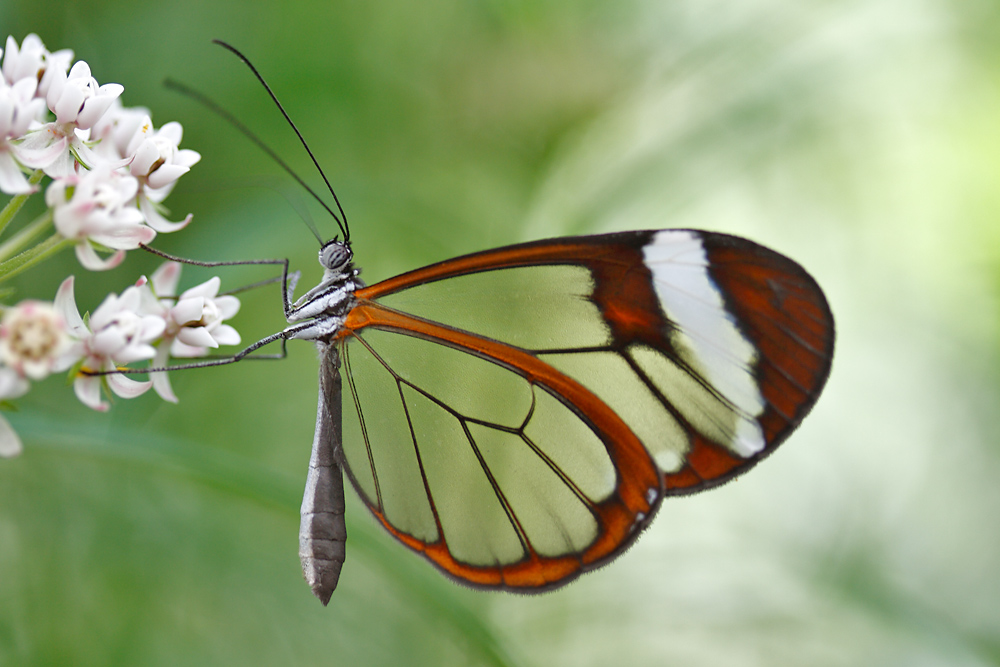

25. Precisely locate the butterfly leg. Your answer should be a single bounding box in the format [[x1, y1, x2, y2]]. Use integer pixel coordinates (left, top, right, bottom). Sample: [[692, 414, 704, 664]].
[[139, 243, 299, 317]]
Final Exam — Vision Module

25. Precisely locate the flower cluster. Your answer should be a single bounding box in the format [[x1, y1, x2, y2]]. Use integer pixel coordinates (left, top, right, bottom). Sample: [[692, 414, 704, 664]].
[[0, 35, 242, 458], [0, 261, 241, 456], [2, 34, 199, 270]]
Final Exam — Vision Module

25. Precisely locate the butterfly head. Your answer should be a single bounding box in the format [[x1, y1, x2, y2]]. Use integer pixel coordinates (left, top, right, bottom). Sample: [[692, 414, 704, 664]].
[[319, 239, 353, 273]]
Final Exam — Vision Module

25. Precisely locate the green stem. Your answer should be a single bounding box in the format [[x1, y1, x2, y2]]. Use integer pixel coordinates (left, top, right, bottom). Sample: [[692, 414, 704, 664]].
[[0, 169, 45, 238], [0, 233, 74, 283], [0, 209, 54, 261]]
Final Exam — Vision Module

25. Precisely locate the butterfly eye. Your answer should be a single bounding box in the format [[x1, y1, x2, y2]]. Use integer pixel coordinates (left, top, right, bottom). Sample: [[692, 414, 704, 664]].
[[319, 240, 352, 271]]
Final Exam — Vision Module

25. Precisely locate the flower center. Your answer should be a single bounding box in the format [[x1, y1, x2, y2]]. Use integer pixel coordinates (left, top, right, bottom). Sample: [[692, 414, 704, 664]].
[[6, 316, 59, 361]]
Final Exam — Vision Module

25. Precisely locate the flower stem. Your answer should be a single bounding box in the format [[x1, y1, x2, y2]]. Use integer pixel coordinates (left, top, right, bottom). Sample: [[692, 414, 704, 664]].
[[0, 170, 45, 238], [0, 233, 74, 283], [0, 210, 54, 262]]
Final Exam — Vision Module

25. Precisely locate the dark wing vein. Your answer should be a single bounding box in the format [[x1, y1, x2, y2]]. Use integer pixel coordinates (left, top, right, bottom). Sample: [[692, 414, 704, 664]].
[[342, 339, 382, 512]]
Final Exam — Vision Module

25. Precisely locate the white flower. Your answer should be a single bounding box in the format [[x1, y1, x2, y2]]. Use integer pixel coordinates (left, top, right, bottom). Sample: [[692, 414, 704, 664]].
[[0, 77, 46, 139], [90, 107, 199, 234], [8, 123, 77, 177], [0, 297, 84, 458], [1, 34, 73, 97], [88, 282, 166, 364], [45, 60, 122, 131], [55, 276, 166, 411], [0, 76, 47, 194], [0, 299, 80, 380], [126, 118, 199, 233], [14, 59, 122, 178], [169, 276, 241, 352], [90, 99, 151, 161], [47, 166, 154, 270], [138, 262, 241, 402], [127, 120, 200, 192], [0, 291, 84, 460]]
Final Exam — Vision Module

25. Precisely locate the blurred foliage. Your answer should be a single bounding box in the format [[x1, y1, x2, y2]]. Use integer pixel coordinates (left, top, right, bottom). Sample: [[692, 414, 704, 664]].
[[1, 0, 1000, 665]]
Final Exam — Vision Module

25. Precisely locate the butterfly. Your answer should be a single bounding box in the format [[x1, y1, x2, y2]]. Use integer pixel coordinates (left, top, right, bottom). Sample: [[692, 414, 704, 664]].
[[170, 42, 834, 606], [283, 227, 834, 605]]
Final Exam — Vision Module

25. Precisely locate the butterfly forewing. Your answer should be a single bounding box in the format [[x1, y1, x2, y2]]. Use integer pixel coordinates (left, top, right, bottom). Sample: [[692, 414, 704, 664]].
[[333, 229, 833, 590]]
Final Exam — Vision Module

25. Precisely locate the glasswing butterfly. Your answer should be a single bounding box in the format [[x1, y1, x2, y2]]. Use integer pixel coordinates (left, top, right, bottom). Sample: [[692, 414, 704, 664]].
[[162, 43, 835, 605]]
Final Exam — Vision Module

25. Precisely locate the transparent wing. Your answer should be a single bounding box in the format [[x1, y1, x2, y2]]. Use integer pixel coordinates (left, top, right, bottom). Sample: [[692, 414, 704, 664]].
[[335, 229, 833, 589]]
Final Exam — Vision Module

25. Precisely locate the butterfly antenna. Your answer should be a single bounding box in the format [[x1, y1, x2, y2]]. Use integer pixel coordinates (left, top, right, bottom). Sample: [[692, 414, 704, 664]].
[[163, 78, 326, 244], [212, 40, 350, 244]]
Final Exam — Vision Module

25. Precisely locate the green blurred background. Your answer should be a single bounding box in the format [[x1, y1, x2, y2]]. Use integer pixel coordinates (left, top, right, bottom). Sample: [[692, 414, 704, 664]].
[[2, 0, 999, 665]]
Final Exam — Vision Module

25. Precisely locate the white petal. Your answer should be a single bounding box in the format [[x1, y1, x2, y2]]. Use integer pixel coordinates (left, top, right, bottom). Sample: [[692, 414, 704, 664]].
[[114, 343, 157, 364], [180, 276, 221, 301], [75, 86, 122, 130], [0, 152, 33, 195], [130, 138, 158, 174], [54, 276, 89, 338], [117, 286, 142, 313], [115, 171, 140, 200], [158, 121, 184, 145], [0, 415, 23, 458], [13, 129, 69, 169], [89, 292, 120, 331], [0, 367, 29, 400], [151, 262, 181, 297], [74, 374, 108, 411], [150, 344, 177, 403], [41, 147, 77, 179], [36, 49, 74, 98], [138, 314, 166, 341], [44, 176, 68, 208], [177, 326, 217, 348], [176, 148, 201, 168], [106, 371, 152, 399], [143, 179, 176, 204], [169, 340, 207, 358], [138, 196, 191, 233], [21, 359, 51, 381], [67, 60, 92, 80], [215, 295, 241, 320], [135, 280, 163, 318], [146, 164, 189, 190], [88, 223, 156, 251], [52, 342, 85, 372], [0, 96, 15, 138], [1, 35, 18, 81], [211, 324, 241, 347], [71, 139, 124, 171], [75, 242, 125, 271], [92, 328, 128, 357], [44, 64, 68, 108], [171, 297, 205, 325], [54, 80, 84, 122]]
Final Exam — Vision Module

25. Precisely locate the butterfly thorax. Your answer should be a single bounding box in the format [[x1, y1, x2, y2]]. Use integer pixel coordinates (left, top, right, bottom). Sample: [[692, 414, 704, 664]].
[[284, 240, 360, 343]]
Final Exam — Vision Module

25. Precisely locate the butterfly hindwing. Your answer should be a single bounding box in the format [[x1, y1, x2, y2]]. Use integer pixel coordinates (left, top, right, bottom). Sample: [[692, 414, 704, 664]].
[[336, 305, 661, 590]]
